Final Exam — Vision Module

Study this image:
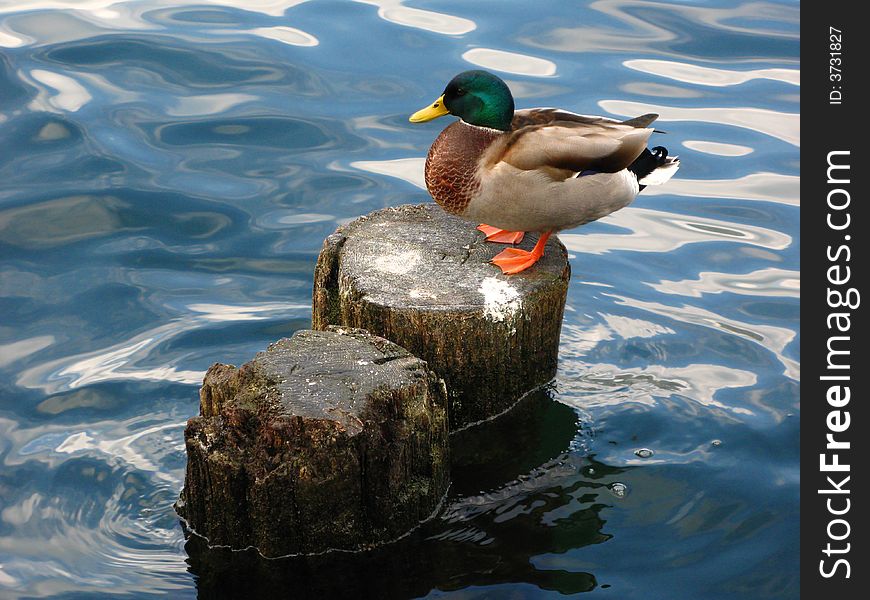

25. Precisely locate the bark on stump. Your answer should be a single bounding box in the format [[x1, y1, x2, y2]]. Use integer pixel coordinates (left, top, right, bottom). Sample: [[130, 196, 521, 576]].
[[176, 327, 450, 557], [312, 203, 570, 429]]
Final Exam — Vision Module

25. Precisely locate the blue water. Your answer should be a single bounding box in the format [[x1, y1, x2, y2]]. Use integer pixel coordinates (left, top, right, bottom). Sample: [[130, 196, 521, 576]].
[[0, 1, 799, 598]]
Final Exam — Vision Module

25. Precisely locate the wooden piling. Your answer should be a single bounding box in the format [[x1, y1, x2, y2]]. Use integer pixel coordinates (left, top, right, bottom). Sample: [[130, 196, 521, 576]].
[[176, 327, 450, 557], [312, 203, 570, 429]]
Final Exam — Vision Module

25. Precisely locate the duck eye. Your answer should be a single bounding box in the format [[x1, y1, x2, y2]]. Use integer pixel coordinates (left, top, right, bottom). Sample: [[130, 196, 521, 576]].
[[456, 89, 466, 96]]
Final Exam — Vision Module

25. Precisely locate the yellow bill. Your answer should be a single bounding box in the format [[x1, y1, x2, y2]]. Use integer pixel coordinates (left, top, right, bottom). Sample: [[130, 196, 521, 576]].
[[409, 95, 449, 122]]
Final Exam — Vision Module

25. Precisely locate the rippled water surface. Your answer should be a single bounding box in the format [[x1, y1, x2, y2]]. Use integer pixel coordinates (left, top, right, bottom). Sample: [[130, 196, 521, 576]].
[[0, 1, 799, 598]]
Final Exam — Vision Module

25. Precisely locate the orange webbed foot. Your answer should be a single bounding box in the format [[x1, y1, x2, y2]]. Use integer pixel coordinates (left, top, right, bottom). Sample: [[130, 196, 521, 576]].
[[491, 248, 541, 274], [490, 230, 553, 275], [477, 224, 525, 244]]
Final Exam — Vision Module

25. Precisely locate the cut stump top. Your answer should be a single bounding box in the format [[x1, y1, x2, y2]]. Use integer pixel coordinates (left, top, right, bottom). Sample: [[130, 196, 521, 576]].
[[316, 203, 570, 319], [199, 327, 433, 435]]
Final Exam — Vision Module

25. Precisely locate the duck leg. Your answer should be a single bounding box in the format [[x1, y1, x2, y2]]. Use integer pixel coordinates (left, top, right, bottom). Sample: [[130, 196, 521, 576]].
[[477, 224, 525, 244], [491, 231, 552, 275]]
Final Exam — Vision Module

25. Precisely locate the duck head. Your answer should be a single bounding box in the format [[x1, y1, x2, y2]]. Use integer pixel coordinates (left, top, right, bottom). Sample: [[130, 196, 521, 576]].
[[409, 70, 515, 132]]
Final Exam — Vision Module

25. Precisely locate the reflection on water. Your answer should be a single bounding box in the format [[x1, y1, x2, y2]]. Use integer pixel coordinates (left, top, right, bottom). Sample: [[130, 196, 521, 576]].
[[681, 139, 753, 156], [607, 294, 799, 380], [237, 25, 319, 47], [17, 301, 309, 393], [560, 206, 791, 255], [28, 68, 92, 112], [624, 59, 800, 87], [1, 0, 798, 598], [461, 48, 557, 77], [641, 171, 799, 205], [355, 0, 476, 35], [600, 99, 799, 146], [520, 0, 799, 58], [651, 267, 800, 298]]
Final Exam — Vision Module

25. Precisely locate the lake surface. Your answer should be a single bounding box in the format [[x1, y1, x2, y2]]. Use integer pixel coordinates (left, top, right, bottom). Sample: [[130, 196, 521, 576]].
[[0, 1, 799, 598]]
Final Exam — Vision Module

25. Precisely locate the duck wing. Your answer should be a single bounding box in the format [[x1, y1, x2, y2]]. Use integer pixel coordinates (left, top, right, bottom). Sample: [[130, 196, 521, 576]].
[[511, 108, 659, 129], [498, 108, 658, 174]]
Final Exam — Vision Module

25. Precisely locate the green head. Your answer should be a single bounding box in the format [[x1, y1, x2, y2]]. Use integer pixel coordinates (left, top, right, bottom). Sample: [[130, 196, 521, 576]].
[[409, 70, 515, 131]]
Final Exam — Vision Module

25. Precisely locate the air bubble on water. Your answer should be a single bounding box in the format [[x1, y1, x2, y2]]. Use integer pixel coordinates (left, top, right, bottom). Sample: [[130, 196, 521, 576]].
[[634, 448, 654, 458], [609, 482, 628, 498]]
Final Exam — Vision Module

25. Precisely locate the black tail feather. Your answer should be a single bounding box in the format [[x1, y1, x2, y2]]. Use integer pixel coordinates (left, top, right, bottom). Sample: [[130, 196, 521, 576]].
[[629, 146, 668, 190]]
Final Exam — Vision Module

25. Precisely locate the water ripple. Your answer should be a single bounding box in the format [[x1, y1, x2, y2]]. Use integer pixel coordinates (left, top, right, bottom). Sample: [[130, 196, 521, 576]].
[[681, 139, 753, 156], [461, 48, 557, 77], [26, 68, 91, 112], [230, 25, 319, 47], [651, 267, 799, 299], [624, 59, 799, 87], [355, 0, 476, 35], [520, 0, 798, 58], [560, 206, 791, 255], [0, 406, 192, 585], [641, 172, 799, 206], [607, 294, 799, 380], [600, 99, 800, 146], [16, 302, 309, 394]]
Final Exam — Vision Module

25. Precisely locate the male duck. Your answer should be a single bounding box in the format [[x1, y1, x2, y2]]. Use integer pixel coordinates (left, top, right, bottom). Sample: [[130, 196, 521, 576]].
[[410, 70, 679, 274]]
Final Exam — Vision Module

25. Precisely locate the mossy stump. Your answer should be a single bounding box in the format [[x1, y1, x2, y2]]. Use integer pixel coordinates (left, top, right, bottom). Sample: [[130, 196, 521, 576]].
[[312, 203, 570, 429], [176, 327, 450, 557]]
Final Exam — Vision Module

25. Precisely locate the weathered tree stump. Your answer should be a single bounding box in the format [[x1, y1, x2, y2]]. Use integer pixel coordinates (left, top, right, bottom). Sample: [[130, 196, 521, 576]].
[[176, 327, 450, 557], [312, 203, 570, 429]]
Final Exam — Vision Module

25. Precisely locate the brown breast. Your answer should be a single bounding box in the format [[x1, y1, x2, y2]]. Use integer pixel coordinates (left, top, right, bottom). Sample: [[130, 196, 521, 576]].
[[424, 121, 502, 215]]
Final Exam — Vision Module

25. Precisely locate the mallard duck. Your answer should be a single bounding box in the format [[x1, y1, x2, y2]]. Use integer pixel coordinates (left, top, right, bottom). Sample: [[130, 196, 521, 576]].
[[409, 70, 679, 274]]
